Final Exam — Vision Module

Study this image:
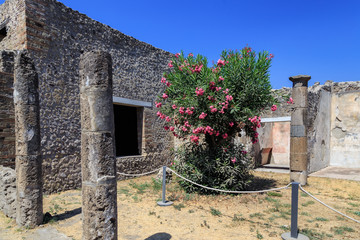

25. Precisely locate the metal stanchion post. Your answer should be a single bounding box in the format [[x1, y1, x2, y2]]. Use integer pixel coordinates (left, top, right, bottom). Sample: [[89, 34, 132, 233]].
[[157, 166, 173, 206], [282, 182, 309, 240]]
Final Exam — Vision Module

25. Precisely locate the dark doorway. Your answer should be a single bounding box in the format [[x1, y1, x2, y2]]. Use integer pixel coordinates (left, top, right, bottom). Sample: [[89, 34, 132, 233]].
[[113, 104, 141, 157]]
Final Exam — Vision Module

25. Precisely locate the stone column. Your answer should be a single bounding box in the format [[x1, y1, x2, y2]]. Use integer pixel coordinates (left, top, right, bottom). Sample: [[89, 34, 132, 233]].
[[79, 51, 118, 240], [289, 75, 311, 185], [14, 51, 43, 226]]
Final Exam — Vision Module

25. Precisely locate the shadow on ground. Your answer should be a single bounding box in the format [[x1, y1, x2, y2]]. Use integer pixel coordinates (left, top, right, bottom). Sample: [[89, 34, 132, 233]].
[[144, 232, 172, 240], [246, 176, 277, 191], [44, 207, 82, 223]]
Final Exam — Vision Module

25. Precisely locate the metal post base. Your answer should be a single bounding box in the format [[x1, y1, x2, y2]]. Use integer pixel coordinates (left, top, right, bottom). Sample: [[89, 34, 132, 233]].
[[157, 201, 173, 206], [281, 232, 309, 240]]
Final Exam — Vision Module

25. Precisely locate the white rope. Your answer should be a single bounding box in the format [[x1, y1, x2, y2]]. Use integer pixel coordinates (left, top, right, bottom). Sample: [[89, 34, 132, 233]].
[[117, 167, 161, 177], [166, 167, 292, 194], [299, 185, 360, 224]]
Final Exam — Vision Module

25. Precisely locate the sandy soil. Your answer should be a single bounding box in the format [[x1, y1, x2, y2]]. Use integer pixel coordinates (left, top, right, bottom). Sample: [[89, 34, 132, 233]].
[[1, 171, 359, 240]]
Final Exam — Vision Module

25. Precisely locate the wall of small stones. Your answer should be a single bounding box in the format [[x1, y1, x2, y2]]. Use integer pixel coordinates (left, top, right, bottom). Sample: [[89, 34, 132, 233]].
[[0, 51, 15, 168], [0, 166, 16, 219], [0, 0, 173, 193]]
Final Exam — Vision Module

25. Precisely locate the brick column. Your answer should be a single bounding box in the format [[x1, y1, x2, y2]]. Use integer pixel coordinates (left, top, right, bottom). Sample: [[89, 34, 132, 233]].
[[79, 51, 118, 240], [14, 51, 43, 226], [289, 75, 311, 185]]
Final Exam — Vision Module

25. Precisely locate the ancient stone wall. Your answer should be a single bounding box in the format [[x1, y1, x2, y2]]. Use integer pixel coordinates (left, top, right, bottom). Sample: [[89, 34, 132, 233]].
[[0, 166, 16, 219], [0, 0, 173, 193], [257, 81, 360, 172], [0, 0, 26, 50], [0, 51, 15, 168]]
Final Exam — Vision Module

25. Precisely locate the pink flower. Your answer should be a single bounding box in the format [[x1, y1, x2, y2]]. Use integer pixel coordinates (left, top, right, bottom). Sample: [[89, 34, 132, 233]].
[[178, 66, 183, 71], [185, 108, 193, 115], [215, 87, 222, 92], [194, 64, 203, 73], [229, 122, 234, 127], [218, 76, 224, 81], [161, 77, 166, 83], [223, 88, 229, 94], [190, 135, 199, 144], [168, 61, 173, 68], [226, 95, 233, 101], [199, 112, 207, 119], [269, 53, 274, 59], [164, 126, 169, 130], [287, 97, 294, 104], [179, 107, 185, 115], [170, 126, 175, 131], [231, 157, 236, 164], [157, 111, 162, 117], [217, 59, 225, 66], [271, 104, 277, 111], [181, 126, 188, 132], [155, 102, 162, 108], [162, 93, 168, 99], [175, 53, 180, 58], [184, 121, 191, 127], [188, 53, 193, 57], [222, 133, 228, 139], [165, 116, 171, 122], [166, 81, 172, 87], [211, 107, 217, 113], [195, 87, 205, 96], [172, 104, 177, 109]]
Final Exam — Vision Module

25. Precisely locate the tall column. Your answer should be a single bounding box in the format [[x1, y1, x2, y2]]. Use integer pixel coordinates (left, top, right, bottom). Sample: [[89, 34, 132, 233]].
[[79, 51, 118, 240], [289, 75, 311, 185], [14, 51, 43, 226]]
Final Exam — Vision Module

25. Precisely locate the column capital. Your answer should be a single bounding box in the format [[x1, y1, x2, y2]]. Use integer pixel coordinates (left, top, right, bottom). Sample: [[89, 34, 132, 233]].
[[289, 75, 311, 87]]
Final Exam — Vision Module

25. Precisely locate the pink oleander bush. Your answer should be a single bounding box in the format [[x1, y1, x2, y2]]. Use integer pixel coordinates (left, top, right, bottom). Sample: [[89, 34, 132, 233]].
[[156, 47, 275, 193]]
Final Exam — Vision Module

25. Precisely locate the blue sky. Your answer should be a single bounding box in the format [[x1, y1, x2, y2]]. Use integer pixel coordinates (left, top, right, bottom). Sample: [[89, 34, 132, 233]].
[[2, 0, 360, 89]]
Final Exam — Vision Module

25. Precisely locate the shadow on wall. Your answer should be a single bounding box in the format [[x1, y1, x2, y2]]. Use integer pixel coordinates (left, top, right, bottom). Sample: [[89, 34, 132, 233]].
[[145, 232, 172, 240]]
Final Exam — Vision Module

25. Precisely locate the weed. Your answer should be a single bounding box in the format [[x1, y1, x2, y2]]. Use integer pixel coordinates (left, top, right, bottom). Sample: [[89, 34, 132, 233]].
[[118, 187, 131, 196], [148, 211, 156, 216], [353, 211, 360, 216], [132, 195, 140, 202], [315, 217, 328, 221], [151, 178, 162, 192], [6, 226, 12, 229], [256, 230, 263, 239], [200, 220, 210, 228], [332, 226, 355, 235], [336, 216, 345, 221], [348, 202, 359, 207], [249, 212, 264, 219], [129, 181, 150, 194], [300, 228, 326, 240], [300, 192, 308, 197], [210, 207, 222, 216], [301, 200, 315, 207], [173, 203, 185, 211], [188, 209, 195, 213], [300, 211, 310, 216], [280, 225, 290, 231], [184, 193, 195, 201], [265, 196, 279, 203], [232, 214, 245, 222], [267, 192, 282, 197]]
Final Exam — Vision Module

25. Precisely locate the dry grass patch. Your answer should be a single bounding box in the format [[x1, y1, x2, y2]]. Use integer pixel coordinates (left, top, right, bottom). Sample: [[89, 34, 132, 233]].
[[0, 171, 359, 240]]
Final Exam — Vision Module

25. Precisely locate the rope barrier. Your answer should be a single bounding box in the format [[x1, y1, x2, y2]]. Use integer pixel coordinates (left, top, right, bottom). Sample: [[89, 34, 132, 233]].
[[166, 167, 292, 194], [117, 167, 161, 177], [299, 185, 360, 224]]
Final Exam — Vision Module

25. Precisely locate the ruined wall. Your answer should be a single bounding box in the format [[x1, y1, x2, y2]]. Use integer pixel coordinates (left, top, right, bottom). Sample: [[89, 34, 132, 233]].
[[330, 82, 360, 168], [0, 166, 16, 219], [0, 0, 26, 50], [0, 0, 173, 193], [0, 51, 15, 168], [257, 81, 360, 172]]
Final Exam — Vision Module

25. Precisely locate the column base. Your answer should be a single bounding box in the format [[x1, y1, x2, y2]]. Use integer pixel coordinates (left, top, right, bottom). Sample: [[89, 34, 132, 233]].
[[290, 170, 308, 185]]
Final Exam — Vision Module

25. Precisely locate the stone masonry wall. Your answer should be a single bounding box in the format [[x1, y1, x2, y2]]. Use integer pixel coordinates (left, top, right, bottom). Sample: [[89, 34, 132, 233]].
[[0, 0, 173, 193], [0, 51, 15, 168], [0, 0, 26, 50], [258, 81, 360, 172], [0, 166, 16, 219]]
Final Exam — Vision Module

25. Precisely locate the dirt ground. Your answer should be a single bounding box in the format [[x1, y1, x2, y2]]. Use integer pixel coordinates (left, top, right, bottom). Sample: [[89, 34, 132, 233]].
[[1, 171, 359, 240]]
